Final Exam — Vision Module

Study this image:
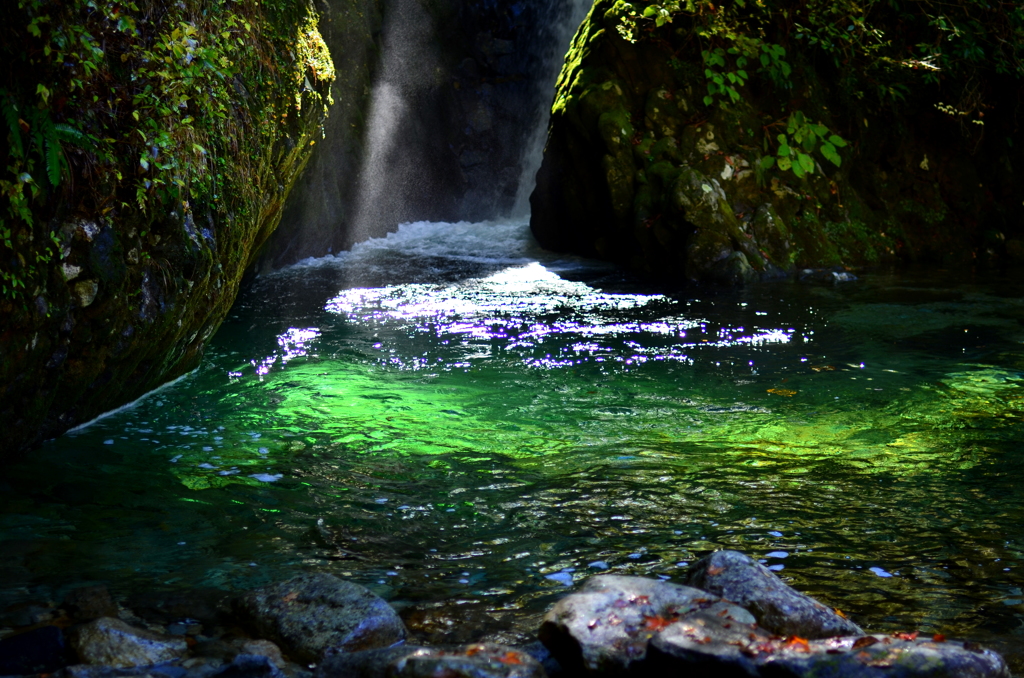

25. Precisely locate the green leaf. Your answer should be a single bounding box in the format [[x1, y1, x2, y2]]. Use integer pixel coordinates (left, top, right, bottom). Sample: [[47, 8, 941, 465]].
[[777, 156, 792, 171], [760, 156, 775, 169], [703, 95, 713, 106], [791, 158, 805, 178], [778, 143, 791, 157], [820, 142, 842, 167], [828, 134, 848, 147], [0, 94, 24, 158], [797, 152, 815, 174], [643, 5, 659, 17]]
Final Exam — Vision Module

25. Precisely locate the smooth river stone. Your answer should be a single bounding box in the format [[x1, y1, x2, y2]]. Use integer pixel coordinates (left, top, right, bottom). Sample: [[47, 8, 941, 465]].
[[537, 574, 749, 674], [687, 550, 864, 638], [69, 617, 188, 667], [234, 573, 406, 663], [647, 631, 1010, 677], [316, 643, 545, 678]]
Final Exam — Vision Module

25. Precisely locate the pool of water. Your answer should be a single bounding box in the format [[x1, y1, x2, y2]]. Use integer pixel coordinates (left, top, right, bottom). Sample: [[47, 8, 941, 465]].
[[3, 220, 1024, 663]]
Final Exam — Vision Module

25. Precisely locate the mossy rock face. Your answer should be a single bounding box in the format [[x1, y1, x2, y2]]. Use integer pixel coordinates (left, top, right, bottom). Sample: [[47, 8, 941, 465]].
[[0, 0, 336, 459], [529, 0, 1024, 283]]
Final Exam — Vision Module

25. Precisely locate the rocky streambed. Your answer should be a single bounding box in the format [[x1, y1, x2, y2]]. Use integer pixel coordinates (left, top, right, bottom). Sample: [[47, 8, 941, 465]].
[[0, 551, 1009, 678]]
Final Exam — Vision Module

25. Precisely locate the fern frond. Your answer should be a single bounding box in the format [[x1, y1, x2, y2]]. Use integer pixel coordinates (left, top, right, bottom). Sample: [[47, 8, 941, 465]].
[[0, 92, 24, 158], [53, 122, 96, 151], [42, 115, 63, 188]]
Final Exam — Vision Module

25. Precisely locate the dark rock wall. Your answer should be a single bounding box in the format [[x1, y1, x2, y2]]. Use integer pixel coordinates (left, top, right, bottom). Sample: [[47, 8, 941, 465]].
[[529, 0, 1024, 284], [0, 3, 337, 459]]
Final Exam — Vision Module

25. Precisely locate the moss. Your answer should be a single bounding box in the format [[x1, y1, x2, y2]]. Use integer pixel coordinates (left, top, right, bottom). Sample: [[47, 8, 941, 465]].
[[0, 0, 339, 459]]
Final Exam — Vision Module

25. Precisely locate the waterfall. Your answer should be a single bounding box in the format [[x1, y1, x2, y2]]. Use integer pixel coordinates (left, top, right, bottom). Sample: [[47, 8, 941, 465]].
[[269, 0, 597, 266], [509, 0, 593, 218]]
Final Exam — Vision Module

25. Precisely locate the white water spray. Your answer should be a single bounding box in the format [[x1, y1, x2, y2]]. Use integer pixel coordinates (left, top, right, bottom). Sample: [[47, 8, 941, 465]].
[[509, 0, 593, 217]]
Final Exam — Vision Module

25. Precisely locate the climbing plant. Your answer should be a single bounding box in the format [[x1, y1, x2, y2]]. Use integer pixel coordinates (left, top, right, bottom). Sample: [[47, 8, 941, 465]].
[[0, 0, 335, 303], [609, 0, 1024, 178]]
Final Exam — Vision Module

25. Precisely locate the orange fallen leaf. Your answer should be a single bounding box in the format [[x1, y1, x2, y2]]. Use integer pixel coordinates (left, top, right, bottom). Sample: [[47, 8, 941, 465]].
[[894, 631, 919, 641], [932, 633, 946, 643], [499, 651, 523, 665], [834, 608, 848, 619], [643, 615, 676, 632], [783, 636, 811, 652], [707, 565, 725, 576], [767, 388, 797, 397]]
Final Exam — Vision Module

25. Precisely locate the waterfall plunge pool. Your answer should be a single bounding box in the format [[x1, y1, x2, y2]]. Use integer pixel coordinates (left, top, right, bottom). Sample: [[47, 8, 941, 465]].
[[3, 219, 1024, 664]]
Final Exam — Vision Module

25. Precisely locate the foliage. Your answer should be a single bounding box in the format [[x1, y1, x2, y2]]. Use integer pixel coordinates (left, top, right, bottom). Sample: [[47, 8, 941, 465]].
[[0, 0, 335, 303], [610, 0, 1024, 179], [760, 111, 847, 178]]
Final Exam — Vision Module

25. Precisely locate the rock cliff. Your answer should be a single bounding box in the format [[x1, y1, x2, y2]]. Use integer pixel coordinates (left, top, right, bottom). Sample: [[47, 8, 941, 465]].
[[530, 0, 1024, 284], [0, 0, 339, 458]]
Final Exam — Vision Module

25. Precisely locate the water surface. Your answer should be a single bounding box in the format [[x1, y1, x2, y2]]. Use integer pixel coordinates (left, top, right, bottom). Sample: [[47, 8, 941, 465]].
[[3, 220, 1024, 662]]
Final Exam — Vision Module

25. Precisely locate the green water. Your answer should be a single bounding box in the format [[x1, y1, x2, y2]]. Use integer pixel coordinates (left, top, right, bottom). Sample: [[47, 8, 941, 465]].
[[3, 221, 1024, 663]]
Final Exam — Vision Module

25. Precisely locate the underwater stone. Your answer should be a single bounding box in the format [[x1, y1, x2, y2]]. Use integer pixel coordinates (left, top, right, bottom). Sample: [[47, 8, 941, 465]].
[[63, 585, 119, 621], [687, 550, 863, 639], [234, 573, 406, 664], [70, 617, 188, 667]]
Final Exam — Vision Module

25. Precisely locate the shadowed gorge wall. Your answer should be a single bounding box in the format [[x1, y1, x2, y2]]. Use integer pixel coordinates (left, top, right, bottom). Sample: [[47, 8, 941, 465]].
[[530, 0, 1024, 284], [0, 0, 336, 458]]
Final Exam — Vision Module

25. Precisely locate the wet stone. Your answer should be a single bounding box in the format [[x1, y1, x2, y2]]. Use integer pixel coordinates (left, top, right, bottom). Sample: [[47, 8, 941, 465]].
[[233, 573, 406, 664], [647, 631, 1010, 677], [537, 574, 739, 674], [70, 617, 188, 667], [687, 550, 863, 639], [388, 643, 546, 678], [315, 643, 544, 678]]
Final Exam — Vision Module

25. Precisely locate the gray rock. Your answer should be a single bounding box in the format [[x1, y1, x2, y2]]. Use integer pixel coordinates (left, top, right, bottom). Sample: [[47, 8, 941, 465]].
[[647, 631, 1010, 677], [388, 643, 545, 678], [233, 574, 406, 664], [315, 643, 545, 678], [537, 574, 742, 674], [644, 606, 773, 676], [687, 550, 863, 639], [317, 645, 423, 678], [70, 617, 188, 667]]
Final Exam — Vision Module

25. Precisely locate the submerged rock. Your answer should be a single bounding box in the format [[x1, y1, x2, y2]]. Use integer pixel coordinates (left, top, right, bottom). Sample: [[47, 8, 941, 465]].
[[686, 550, 863, 638], [234, 573, 406, 663], [69, 617, 188, 667], [64, 585, 120, 622]]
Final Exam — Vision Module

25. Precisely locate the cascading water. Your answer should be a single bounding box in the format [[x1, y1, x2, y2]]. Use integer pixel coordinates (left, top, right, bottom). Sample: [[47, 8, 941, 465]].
[[278, 0, 598, 253], [509, 0, 592, 217]]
